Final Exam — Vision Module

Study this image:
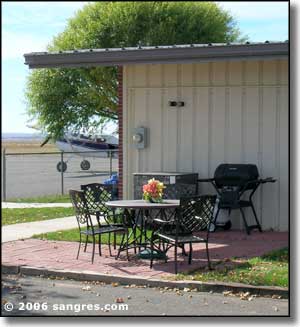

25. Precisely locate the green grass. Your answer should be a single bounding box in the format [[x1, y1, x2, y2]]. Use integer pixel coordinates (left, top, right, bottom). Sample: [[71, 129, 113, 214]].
[[2, 207, 75, 225], [6, 194, 71, 203], [172, 247, 289, 288]]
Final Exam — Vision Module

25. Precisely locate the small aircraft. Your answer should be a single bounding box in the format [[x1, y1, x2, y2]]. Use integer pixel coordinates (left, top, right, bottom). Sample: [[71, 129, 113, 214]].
[[55, 132, 118, 172], [27, 125, 118, 172], [56, 133, 119, 172]]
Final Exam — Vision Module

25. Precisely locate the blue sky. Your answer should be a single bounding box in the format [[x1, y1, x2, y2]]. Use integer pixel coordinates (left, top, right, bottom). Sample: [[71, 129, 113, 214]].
[[2, 1, 289, 133]]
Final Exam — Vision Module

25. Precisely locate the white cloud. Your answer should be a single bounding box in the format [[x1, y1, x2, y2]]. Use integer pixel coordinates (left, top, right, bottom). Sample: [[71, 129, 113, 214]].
[[217, 1, 288, 20]]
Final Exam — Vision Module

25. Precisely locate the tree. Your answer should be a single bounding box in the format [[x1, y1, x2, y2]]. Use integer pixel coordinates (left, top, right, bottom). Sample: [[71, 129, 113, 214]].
[[26, 1, 244, 139]]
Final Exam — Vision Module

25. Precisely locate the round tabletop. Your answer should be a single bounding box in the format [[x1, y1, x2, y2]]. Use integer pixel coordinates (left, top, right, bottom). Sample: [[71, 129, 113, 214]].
[[105, 199, 180, 209]]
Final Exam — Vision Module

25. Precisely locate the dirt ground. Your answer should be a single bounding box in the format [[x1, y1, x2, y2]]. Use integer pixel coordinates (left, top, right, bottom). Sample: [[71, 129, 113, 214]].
[[2, 140, 58, 154]]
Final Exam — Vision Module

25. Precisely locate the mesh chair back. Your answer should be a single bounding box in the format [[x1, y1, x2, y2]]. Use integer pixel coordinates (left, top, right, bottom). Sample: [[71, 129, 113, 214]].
[[81, 183, 113, 215], [69, 190, 92, 227], [178, 195, 217, 233]]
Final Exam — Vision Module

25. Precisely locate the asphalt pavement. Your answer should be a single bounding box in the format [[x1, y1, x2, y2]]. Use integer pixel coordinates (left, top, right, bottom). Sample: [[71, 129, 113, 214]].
[[2, 154, 118, 199], [1, 274, 289, 317]]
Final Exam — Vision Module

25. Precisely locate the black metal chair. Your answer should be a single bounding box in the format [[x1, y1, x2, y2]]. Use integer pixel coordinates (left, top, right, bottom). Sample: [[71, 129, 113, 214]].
[[69, 189, 125, 263], [81, 183, 124, 251], [198, 164, 276, 235], [150, 195, 217, 274]]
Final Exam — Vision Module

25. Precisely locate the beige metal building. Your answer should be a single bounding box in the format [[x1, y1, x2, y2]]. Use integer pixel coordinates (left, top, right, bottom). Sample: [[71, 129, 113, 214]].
[[25, 42, 289, 231]]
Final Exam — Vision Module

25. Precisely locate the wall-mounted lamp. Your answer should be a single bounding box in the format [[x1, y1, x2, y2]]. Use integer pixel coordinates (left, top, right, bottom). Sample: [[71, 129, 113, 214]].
[[168, 101, 185, 107], [169, 101, 177, 107]]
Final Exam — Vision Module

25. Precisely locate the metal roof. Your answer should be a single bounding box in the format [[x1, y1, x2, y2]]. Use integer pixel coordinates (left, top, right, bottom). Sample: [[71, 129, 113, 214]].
[[24, 41, 289, 69]]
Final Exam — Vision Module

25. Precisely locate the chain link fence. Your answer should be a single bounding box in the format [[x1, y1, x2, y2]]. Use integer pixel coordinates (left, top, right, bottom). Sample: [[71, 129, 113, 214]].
[[2, 149, 118, 200]]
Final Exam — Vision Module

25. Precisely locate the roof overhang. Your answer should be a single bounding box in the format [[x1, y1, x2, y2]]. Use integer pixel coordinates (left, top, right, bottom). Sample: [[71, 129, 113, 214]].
[[24, 42, 289, 69]]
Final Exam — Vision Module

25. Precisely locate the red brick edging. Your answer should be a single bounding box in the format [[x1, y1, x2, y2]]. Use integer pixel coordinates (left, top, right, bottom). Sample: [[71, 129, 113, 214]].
[[117, 66, 123, 199]]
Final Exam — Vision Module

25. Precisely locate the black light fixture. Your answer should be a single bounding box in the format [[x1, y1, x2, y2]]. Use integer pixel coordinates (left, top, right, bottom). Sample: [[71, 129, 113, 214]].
[[169, 101, 177, 107], [168, 101, 185, 107]]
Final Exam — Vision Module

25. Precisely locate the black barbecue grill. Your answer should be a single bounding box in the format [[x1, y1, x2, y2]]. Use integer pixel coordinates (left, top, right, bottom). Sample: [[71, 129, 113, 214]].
[[198, 164, 276, 234]]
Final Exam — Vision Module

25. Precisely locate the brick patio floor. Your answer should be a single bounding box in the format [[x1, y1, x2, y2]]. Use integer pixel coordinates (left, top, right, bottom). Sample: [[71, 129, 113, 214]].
[[2, 231, 288, 278]]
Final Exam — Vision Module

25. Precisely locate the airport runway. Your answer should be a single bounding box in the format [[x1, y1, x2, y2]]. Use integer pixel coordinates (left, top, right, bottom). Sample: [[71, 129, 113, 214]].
[[2, 153, 118, 199]]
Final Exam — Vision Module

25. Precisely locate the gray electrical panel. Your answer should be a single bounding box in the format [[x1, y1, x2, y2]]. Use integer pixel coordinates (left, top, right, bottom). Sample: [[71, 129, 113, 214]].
[[132, 127, 147, 149]]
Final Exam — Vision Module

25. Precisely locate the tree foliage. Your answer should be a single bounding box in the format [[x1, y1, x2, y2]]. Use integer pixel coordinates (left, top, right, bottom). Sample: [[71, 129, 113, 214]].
[[26, 1, 244, 139]]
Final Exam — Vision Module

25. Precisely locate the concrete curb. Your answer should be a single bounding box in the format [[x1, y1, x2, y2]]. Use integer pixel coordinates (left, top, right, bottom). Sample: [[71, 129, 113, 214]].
[[2, 264, 289, 299]]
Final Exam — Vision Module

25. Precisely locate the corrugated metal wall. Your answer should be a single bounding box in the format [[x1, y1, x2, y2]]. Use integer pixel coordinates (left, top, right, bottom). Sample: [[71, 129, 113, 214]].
[[123, 60, 289, 231]]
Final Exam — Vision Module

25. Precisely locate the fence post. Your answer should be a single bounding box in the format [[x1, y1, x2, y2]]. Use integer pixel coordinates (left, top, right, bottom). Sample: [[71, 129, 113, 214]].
[[60, 151, 64, 195], [2, 148, 6, 201], [109, 150, 113, 178]]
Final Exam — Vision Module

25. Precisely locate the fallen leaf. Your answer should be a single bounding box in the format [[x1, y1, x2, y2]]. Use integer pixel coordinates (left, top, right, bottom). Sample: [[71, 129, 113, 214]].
[[111, 282, 119, 287], [272, 294, 282, 299], [239, 291, 251, 300], [223, 291, 233, 297], [115, 297, 124, 303]]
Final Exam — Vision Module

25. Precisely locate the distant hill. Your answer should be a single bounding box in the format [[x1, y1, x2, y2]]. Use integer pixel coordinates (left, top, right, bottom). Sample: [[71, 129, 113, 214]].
[[2, 133, 45, 141]]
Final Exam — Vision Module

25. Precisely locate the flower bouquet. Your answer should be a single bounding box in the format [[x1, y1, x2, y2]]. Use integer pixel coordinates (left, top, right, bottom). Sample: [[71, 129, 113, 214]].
[[142, 178, 165, 203]]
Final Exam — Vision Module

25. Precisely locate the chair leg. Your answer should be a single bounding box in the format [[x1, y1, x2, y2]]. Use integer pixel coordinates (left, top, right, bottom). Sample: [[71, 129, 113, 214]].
[[188, 242, 192, 265], [250, 203, 262, 232], [240, 208, 250, 235], [181, 244, 188, 256], [150, 234, 154, 269], [206, 242, 211, 270], [139, 222, 143, 252], [108, 233, 112, 256], [133, 227, 137, 254], [92, 235, 96, 264], [113, 232, 117, 250], [98, 234, 102, 256], [77, 234, 82, 259], [116, 232, 125, 260], [144, 226, 147, 250], [113, 214, 117, 250], [174, 244, 178, 274], [126, 229, 130, 261], [84, 235, 88, 252], [164, 242, 168, 263]]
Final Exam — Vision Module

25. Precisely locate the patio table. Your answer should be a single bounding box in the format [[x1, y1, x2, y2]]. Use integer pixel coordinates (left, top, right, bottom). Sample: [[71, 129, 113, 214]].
[[106, 199, 179, 259]]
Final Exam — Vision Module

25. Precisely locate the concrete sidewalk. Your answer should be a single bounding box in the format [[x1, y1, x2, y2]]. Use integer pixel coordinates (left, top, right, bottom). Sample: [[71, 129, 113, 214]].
[[2, 216, 77, 243], [2, 215, 103, 243], [2, 202, 72, 209]]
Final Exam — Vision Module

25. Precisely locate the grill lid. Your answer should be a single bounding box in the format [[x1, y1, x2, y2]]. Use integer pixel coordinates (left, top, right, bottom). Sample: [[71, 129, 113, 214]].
[[214, 164, 259, 187]]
